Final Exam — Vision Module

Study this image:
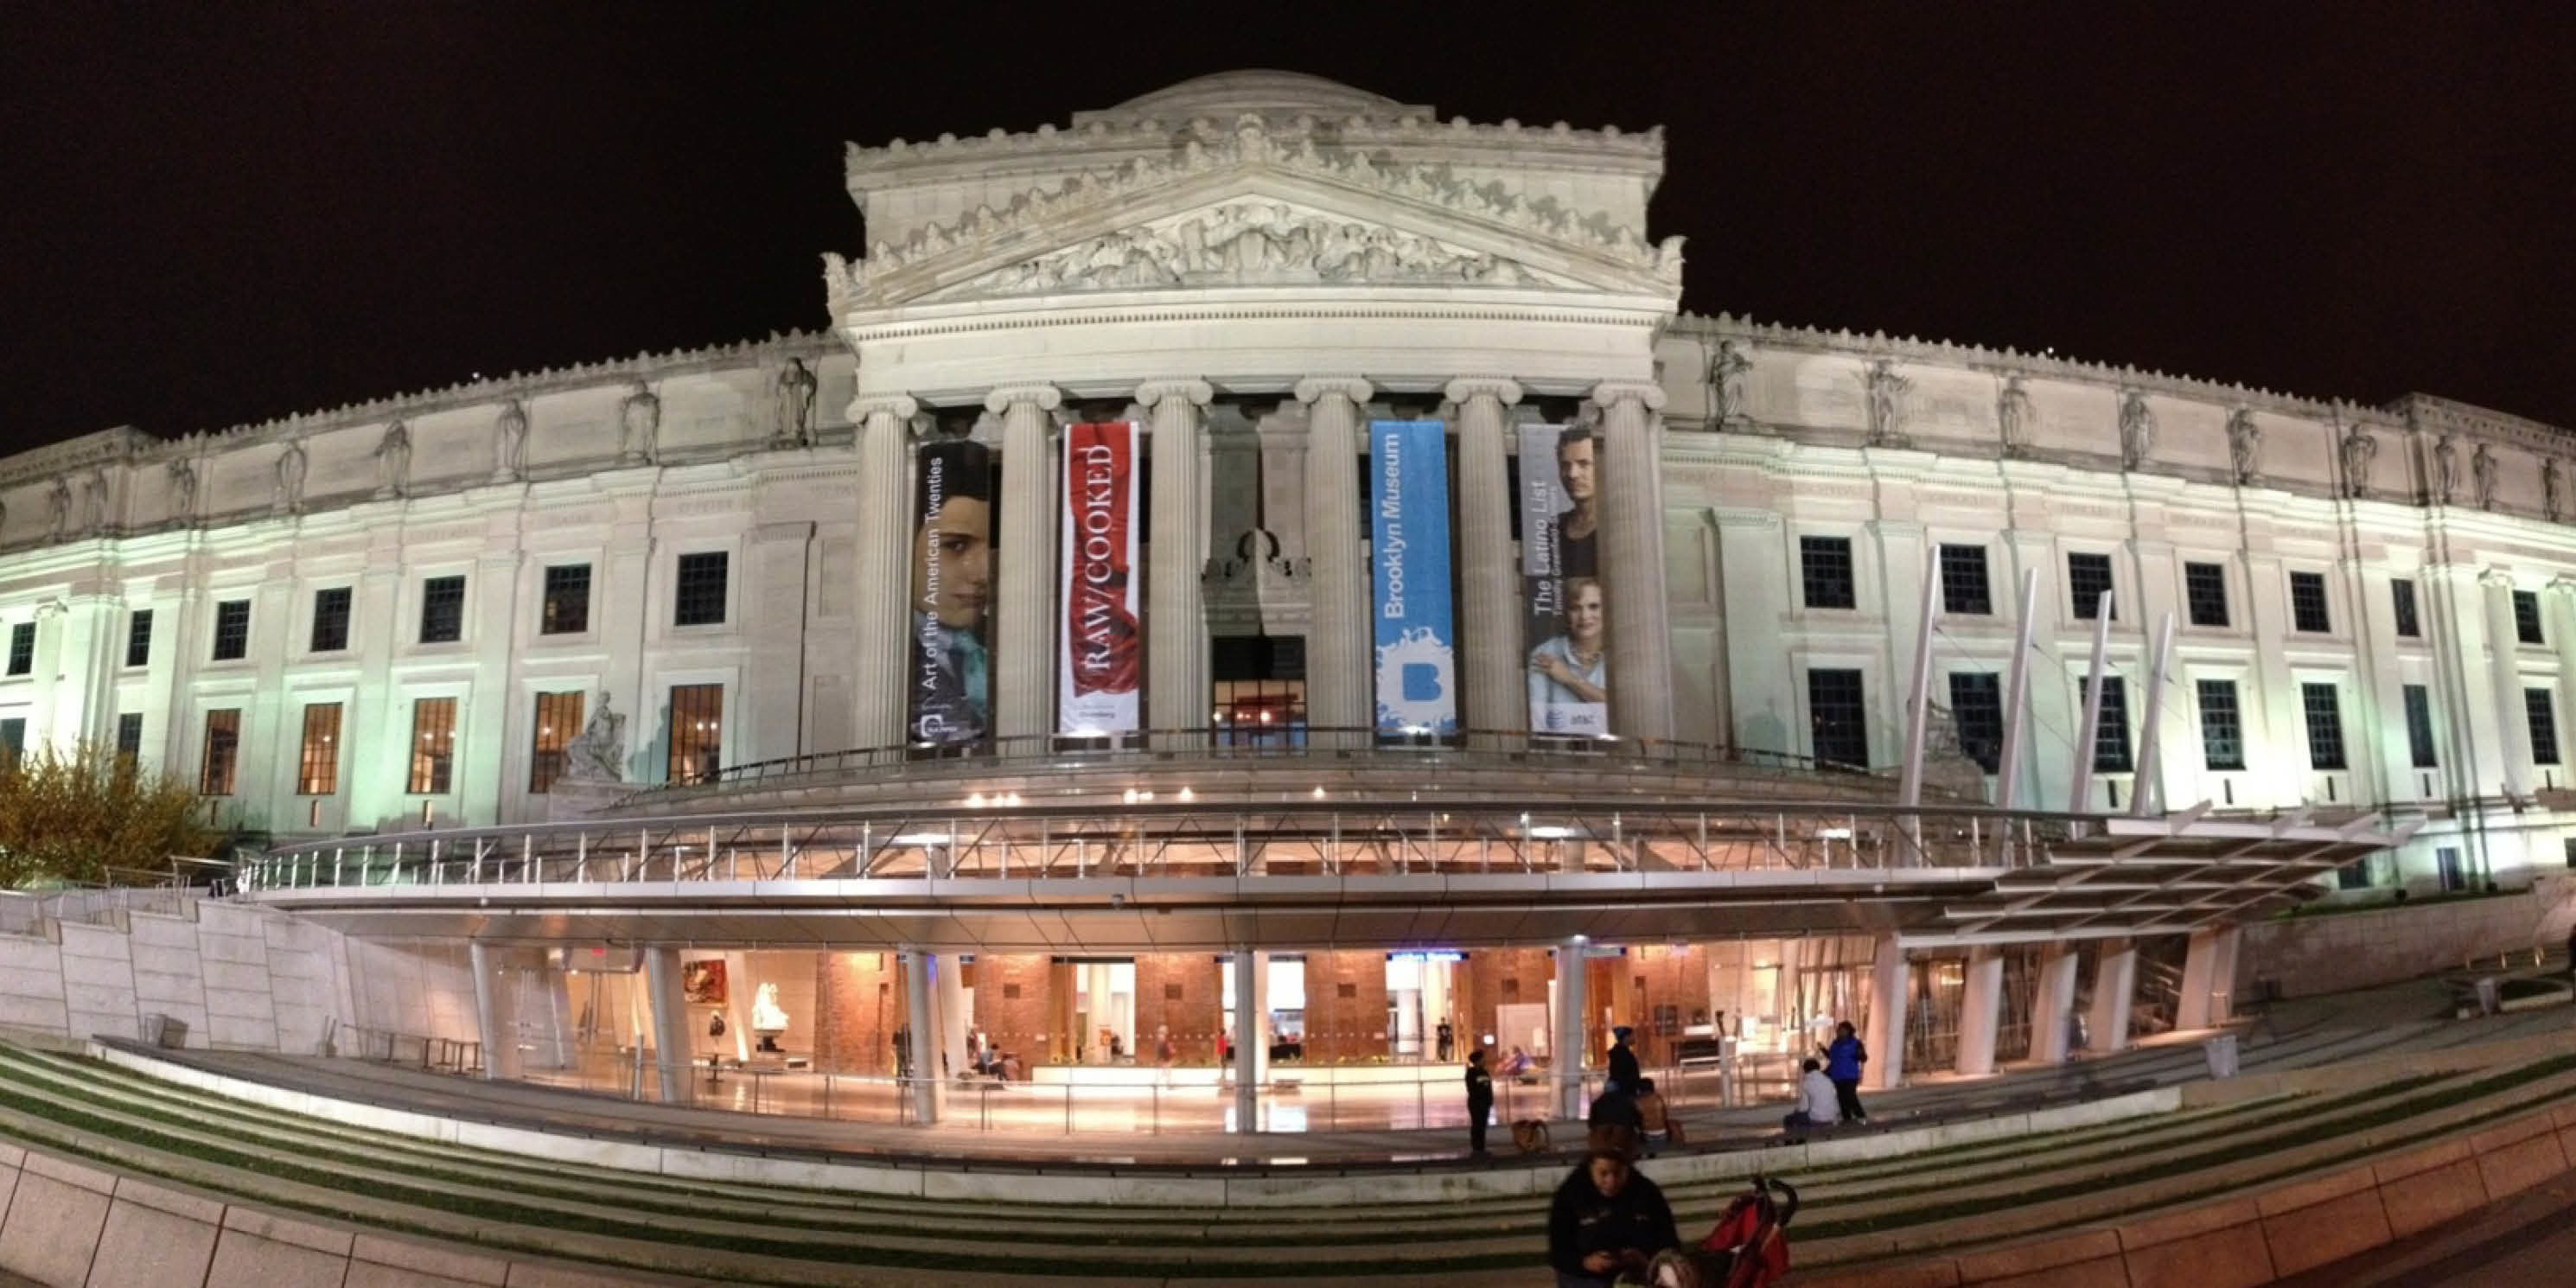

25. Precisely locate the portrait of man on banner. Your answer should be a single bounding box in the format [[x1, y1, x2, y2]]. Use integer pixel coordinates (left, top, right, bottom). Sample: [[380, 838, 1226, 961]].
[[909, 438, 993, 745], [1553, 425, 1599, 577]]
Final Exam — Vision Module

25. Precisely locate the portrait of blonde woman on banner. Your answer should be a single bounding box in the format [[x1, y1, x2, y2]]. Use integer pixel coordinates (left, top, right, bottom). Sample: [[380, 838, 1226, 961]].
[[1527, 575, 1609, 734], [909, 438, 993, 746]]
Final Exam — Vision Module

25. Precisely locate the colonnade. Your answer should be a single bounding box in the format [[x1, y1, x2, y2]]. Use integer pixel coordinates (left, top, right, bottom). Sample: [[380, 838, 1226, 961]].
[[844, 377, 1677, 749]]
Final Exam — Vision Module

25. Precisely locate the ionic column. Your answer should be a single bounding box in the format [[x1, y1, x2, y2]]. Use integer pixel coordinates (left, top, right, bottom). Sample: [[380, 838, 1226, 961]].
[[987, 386, 1063, 743], [1297, 378, 1373, 745], [2481, 569, 2535, 798], [850, 396, 918, 751], [1588, 380, 1675, 743], [1448, 379, 1526, 743], [1140, 380, 1214, 743]]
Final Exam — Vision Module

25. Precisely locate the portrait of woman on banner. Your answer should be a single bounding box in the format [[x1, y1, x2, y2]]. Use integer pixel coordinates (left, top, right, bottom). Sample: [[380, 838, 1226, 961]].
[[1528, 576, 1610, 735], [909, 439, 992, 745]]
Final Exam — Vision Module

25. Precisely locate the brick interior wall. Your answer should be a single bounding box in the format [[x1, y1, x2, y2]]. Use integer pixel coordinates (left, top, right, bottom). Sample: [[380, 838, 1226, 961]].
[[970, 953, 1055, 1064], [1132, 952, 1228, 1063], [1298, 949, 1392, 1062], [1463, 947, 1554, 1060], [811, 951, 906, 1074]]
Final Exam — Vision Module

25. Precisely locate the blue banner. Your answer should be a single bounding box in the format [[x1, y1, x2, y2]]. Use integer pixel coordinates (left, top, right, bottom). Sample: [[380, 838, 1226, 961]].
[[1371, 420, 1457, 735]]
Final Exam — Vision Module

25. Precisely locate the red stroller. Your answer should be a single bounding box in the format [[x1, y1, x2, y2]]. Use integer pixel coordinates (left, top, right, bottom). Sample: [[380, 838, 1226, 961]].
[[1642, 1175, 1797, 1288]]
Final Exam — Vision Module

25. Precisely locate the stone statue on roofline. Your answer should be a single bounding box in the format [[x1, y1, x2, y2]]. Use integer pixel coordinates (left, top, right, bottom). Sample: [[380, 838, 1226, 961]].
[[2472, 442, 2499, 510], [775, 358, 818, 448], [1711, 340, 1753, 426], [494, 399, 528, 481], [2547, 458, 2566, 524], [2340, 424, 2377, 500], [2432, 434, 2459, 505], [44, 477, 72, 541], [1997, 373, 2035, 457], [1864, 360, 1910, 446], [2227, 408, 2261, 486], [275, 439, 309, 515], [167, 456, 198, 522], [2118, 390, 2155, 470], [619, 380, 660, 465], [374, 421, 411, 499], [562, 691, 628, 783]]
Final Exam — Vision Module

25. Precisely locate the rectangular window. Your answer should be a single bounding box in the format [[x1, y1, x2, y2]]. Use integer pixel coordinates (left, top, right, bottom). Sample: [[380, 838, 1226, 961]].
[[2514, 590, 2545, 646], [1938, 544, 1992, 615], [211, 600, 250, 661], [2184, 562, 2229, 628], [1213, 634, 1307, 748], [2436, 847, 2466, 893], [114, 711, 143, 763], [4, 622, 31, 676], [2337, 858, 2374, 890], [1946, 672, 2004, 774], [2301, 682, 2348, 771], [0, 718, 22, 768], [673, 552, 729, 627], [1807, 668, 1868, 768], [2525, 687, 2560, 767], [1799, 537, 1857, 610], [2084, 673, 2133, 773], [668, 684, 724, 785], [2403, 684, 2439, 769], [125, 609, 153, 667], [2197, 679, 2246, 771], [2564, 838, 2576, 870], [2290, 571, 2331, 634], [541, 564, 591, 635], [2068, 553, 2115, 620], [418, 575, 466, 644], [310, 587, 352, 653], [200, 708, 241, 795], [406, 697, 456, 794], [529, 691, 584, 794], [2390, 578, 2420, 638], [296, 702, 341, 795]]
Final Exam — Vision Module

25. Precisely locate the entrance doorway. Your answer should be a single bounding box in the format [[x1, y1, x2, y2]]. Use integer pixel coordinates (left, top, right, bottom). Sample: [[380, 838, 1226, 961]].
[[1385, 951, 1463, 1061], [1052, 958, 1136, 1064]]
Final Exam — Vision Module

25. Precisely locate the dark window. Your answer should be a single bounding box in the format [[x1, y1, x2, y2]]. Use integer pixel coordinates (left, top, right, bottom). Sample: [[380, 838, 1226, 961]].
[[201, 708, 241, 795], [674, 552, 729, 627], [541, 564, 591, 635], [407, 697, 456, 794], [1800, 537, 1857, 610], [2436, 847, 2466, 892], [310, 587, 352, 652], [1946, 672, 2004, 773], [2337, 858, 2374, 890], [2514, 590, 2545, 646], [2084, 674, 2133, 773], [1807, 668, 1868, 768], [2391, 577, 2421, 638], [0, 718, 22, 768], [2184, 563, 2229, 628], [4, 622, 31, 676], [1939, 545, 1992, 615], [2197, 679, 2246, 771], [2068, 553, 2115, 620], [2301, 682, 2348, 771], [2525, 687, 2560, 767], [2290, 571, 2331, 634], [296, 703, 341, 795], [2403, 684, 2439, 769], [211, 600, 250, 661], [2564, 838, 2576, 870], [114, 711, 143, 763], [418, 575, 465, 644], [124, 609, 153, 667], [530, 691, 584, 793], [668, 683, 724, 785]]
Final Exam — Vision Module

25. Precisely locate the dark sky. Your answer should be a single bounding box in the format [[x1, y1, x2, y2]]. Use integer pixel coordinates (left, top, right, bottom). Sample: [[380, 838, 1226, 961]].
[[4, 3, 2571, 453]]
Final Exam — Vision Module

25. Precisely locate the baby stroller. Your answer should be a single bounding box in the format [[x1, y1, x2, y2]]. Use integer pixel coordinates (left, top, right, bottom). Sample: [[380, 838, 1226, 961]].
[[1641, 1174, 1796, 1288]]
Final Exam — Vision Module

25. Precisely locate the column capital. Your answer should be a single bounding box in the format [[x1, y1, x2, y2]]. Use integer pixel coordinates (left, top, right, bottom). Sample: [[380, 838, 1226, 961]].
[[2479, 565, 2517, 590], [1136, 379, 1214, 409], [2547, 574, 2576, 596], [1585, 379, 1668, 412], [983, 384, 1063, 414], [1292, 376, 1374, 406], [1443, 377, 1523, 406], [849, 394, 919, 423]]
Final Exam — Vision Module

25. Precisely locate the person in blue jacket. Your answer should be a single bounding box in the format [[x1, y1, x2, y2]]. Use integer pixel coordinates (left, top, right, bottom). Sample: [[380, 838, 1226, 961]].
[[1821, 1021, 1869, 1124]]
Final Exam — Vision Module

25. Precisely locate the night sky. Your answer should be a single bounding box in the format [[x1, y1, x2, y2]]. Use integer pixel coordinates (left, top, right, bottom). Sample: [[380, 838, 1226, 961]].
[[5, 3, 2571, 454]]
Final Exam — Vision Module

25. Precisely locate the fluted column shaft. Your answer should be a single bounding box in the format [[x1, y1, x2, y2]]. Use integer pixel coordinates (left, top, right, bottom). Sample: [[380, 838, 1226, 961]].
[[1591, 380, 1675, 742], [851, 396, 918, 750], [1142, 380, 1214, 742], [988, 386, 1063, 742], [1298, 378, 1373, 743], [1449, 379, 1525, 743], [2480, 570, 2534, 797]]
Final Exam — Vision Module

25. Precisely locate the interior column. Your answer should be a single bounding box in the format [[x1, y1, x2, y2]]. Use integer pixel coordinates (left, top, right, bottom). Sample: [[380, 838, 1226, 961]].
[[1231, 948, 1268, 1132], [1140, 379, 1214, 745], [2176, 928, 2219, 1030], [2088, 939, 2137, 1055], [850, 396, 919, 751], [1296, 378, 1373, 747], [1863, 934, 1909, 1091], [1448, 379, 1526, 744], [1588, 380, 1675, 742], [641, 946, 691, 1104], [2029, 944, 2080, 1065], [1553, 938, 1589, 1119], [469, 940, 505, 1081], [1954, 947, 2003, 1076], [989, 385, 1063, 743], [902, 947, 939, 1124]]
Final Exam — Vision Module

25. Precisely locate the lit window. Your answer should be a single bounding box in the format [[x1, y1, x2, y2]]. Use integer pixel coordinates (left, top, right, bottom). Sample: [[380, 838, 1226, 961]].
[[407, 698, 457, 794]]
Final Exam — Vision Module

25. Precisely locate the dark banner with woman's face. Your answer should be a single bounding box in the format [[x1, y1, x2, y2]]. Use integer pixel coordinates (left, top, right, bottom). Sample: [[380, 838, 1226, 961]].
[[1520, 424, 1609, 736], [909, 438, 993, 745]]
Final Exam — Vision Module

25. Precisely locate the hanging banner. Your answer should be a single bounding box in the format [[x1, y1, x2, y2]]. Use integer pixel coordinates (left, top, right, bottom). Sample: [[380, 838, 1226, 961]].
[[1371, 419, 1457, 735], [1059, 421, 1142, 735], [909, 438, 993, 746], [1519, 424, 1609, 736]]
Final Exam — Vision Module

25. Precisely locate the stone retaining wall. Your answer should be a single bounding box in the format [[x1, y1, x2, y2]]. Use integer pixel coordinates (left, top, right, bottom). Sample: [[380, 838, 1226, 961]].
[[0, 902, 350, 1055], [2241, 874, 2576, 999]]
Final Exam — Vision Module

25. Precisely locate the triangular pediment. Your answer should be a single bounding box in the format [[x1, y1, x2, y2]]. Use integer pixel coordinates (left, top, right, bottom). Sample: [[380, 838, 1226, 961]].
[[827, 127, 1683, 314]]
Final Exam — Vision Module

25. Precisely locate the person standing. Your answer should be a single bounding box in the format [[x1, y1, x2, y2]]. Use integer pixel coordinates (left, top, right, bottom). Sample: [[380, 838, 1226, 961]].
[[1545, 1151, 1679, 1288], [1154, 1024, 1176, 1087], [1464, 1049, 1495, 1154], [1437, 1017, 1456, 1063], [1605, 1025, 1642, 1095], [1823, 1021, 1869, 1124]]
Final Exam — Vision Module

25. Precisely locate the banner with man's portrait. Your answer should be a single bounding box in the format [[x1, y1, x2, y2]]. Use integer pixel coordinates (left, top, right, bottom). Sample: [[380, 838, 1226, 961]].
[[1518, 424, 1610, 736], [909, 438, 993, 746], [1059, 421, 1142, 735], [1370, 419, 1457, 735]]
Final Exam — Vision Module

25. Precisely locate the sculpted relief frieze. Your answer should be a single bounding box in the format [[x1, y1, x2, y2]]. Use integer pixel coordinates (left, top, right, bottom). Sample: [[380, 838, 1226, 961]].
[[946, 201, 1560, 300]]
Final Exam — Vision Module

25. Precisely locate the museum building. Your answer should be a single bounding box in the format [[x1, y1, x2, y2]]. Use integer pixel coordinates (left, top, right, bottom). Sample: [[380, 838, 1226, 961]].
[[0, 72, 2563, 1122]]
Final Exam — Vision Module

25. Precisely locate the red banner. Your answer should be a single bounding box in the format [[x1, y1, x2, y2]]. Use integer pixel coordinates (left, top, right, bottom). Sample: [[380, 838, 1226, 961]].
[[1060, 422, 1141, 733]]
